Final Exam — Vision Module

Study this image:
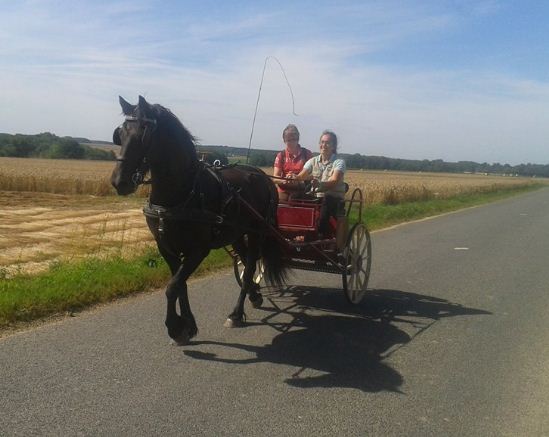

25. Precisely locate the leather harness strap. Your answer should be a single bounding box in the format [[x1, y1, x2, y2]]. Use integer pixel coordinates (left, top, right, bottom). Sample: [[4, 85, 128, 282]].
[[142, 162, 269, 237]]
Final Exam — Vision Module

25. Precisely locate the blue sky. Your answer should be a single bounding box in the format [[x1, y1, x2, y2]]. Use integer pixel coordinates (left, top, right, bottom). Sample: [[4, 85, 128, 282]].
[[1, 0, 548, 164]]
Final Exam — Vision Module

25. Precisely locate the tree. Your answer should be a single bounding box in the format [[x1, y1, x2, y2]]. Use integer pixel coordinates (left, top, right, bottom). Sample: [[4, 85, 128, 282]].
[[249, 153, 268, 167], [48, 140, 85, 159]]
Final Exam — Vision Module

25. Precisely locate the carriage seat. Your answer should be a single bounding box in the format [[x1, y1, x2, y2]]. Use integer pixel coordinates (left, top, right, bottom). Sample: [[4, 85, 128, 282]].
[[277, 200, 319, 231], [276, 197, 340, 241]]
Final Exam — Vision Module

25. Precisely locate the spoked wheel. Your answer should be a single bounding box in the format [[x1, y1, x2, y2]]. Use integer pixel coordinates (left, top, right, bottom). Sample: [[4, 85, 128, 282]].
[[342, 223, 372, 304], [233, 256, 265, 288]]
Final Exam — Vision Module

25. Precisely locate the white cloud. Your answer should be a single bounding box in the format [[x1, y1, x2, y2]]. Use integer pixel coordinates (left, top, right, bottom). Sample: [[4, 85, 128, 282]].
[[1, 1, 548, 165]]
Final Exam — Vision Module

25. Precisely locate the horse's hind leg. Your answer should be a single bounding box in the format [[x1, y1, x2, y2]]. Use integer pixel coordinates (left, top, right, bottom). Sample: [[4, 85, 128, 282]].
[[232, 236, 262, 308], [225, 234, 261, 328]]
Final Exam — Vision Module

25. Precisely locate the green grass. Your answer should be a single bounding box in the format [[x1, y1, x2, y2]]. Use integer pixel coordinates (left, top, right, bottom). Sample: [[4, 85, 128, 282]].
[[0, 248, 232, 328], [0, 183, 545, 329]]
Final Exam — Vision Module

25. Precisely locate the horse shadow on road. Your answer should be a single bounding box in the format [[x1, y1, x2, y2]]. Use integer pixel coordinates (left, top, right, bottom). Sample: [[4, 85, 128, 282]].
[[185, 286, 491, 393]]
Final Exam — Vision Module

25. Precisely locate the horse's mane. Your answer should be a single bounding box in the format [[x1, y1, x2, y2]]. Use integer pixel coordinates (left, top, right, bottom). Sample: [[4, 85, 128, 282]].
[[150, 104, 198, 148]]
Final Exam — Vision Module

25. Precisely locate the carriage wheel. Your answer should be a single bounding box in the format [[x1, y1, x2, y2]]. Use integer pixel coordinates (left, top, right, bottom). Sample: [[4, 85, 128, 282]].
[[233, 256, 265, 288], [342, 223, 372, 304]]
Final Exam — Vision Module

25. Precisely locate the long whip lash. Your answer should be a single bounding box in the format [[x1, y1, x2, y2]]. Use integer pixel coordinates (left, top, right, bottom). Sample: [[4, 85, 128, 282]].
[[246, 56, 298, 164]]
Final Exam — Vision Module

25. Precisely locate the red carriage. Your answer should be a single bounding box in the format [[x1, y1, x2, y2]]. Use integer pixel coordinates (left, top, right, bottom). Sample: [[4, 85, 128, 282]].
[[230, 187, 372, 304]]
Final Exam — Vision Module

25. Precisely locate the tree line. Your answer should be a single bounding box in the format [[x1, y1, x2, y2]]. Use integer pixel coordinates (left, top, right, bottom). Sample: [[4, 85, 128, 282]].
[[2, 133, 547, 178], [342, 153, 549, 177], [201, 145, 549, 178], [0, 132, 115, 160]]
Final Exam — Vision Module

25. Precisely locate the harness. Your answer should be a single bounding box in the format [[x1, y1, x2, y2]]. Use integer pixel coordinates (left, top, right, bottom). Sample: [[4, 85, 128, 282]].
[[116, 112, 268, 239], [142, 161, 243, 238], [143, 202, 225, 235]]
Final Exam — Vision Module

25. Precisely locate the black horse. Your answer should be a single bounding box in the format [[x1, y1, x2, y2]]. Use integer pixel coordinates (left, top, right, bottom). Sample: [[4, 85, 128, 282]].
[[111, 96, 287, 345]]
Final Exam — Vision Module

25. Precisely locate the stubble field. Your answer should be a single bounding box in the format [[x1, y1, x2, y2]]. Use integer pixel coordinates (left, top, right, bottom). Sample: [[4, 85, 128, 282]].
[[0, 156, 542, 276]]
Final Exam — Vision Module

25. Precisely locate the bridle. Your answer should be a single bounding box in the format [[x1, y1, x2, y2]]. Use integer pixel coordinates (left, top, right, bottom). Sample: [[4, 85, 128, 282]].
[[115, 115, 158, 186]]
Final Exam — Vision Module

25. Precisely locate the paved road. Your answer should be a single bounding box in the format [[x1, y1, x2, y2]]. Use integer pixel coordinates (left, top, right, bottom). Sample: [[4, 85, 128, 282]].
[[2, 188, 549, 436]]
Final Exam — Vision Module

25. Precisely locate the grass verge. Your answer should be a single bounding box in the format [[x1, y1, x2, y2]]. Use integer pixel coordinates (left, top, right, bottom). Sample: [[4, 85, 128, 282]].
[[0, 248, 231, 328], [0, 183, 545, 329], [359, 183, 545, 230]]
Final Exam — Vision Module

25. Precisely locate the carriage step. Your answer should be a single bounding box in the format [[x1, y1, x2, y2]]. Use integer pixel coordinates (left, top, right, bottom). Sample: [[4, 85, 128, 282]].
[[287, 259, 343, 274]]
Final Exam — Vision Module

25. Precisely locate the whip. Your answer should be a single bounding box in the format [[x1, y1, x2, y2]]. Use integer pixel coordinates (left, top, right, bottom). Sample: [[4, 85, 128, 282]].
[[246, 56, 298, 164]]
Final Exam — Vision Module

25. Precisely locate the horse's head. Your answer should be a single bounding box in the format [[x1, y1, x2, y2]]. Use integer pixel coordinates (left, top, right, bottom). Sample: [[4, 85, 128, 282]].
[[111, 95, 156, 195]]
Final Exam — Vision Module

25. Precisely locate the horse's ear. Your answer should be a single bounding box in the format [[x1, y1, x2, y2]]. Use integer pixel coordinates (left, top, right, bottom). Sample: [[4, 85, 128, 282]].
[[119, 96, 135, 115], [137, 95, 152, 116]]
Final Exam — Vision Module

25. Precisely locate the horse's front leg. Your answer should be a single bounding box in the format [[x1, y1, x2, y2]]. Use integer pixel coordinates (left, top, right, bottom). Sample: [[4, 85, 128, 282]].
[[163, 247, 209, 345], [225, 235, 261, 328], [156, 245, 183, 341]]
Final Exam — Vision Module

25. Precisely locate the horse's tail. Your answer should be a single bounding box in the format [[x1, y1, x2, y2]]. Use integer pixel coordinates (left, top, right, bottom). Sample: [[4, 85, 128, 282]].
[[261, 232, 288, 287], [261, 178, 289, 287]]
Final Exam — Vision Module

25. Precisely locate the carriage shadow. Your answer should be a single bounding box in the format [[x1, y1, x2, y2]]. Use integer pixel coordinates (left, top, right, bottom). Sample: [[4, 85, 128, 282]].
[[185, 287, 491, 393]]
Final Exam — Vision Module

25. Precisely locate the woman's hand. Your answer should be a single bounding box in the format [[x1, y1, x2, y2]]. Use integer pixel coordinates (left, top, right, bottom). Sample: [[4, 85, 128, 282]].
[[283, 172, 298, 187]]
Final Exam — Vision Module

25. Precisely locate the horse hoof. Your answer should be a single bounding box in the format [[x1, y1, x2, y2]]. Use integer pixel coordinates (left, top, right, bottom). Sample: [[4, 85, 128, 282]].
[[169, 332, 191, 346], [249, 294, 263, 309], [224, 317, 244, 328]]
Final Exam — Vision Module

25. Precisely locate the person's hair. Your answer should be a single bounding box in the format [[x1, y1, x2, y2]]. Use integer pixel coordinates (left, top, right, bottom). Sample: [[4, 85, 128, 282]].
[[283, 124, 300, 141], [319, 130, 338, 153]]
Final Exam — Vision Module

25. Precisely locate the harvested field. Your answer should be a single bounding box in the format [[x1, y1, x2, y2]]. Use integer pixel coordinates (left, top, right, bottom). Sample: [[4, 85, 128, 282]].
[[1, 157, 544, 276], [0, 191, 152, 277]]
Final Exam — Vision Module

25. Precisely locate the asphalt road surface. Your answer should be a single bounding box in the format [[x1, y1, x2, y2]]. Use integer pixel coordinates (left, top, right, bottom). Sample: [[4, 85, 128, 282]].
[[2, 188, 549, 436]]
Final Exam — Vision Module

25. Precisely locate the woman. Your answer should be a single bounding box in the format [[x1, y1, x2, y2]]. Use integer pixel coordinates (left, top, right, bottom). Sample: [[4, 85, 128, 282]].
[[273, 124, 313, 201], [294, 130, 346, 236]]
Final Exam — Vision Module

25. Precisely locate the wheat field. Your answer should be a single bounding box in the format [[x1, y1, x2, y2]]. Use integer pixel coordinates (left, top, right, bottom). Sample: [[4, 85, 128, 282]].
[[0, 157, 538, 202], [0, 157, 542, 276], [345, 170, 540, 204]]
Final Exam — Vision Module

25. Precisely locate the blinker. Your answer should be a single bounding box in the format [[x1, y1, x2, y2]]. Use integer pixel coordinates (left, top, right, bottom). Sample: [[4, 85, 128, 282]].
[[113, 127, 122, 145]]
